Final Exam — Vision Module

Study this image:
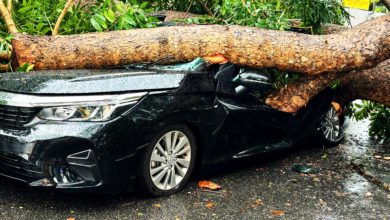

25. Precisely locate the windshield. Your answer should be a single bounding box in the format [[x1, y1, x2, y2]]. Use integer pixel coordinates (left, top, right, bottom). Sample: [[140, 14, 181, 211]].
[[148, 57, 208, 72]]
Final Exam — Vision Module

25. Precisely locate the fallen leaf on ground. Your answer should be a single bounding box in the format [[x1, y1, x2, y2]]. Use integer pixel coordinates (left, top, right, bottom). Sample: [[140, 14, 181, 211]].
[[67, 218, 75, 220], [334, 191, 347, 197], [198, 180, 222, 190], [253, 199, 263, 207], [365, 192, 373, 197], [205, 202, 215, 208], [374, 155, 382, 159], [313, 177, 320, 182], [153, 204, 162, 208], [384, 157, 390, 161], [319, 199, 326, 206], [271, 210, 285, 216]]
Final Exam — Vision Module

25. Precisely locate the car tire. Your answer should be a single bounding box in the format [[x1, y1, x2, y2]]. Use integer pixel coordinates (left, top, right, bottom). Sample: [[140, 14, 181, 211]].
[[318, 105, 344, 145], [137, 124, 197, 197]]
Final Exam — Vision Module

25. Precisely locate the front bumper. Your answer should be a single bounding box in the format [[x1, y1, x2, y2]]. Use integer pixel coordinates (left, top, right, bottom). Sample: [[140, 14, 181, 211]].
[[0, 116, 144, 193]]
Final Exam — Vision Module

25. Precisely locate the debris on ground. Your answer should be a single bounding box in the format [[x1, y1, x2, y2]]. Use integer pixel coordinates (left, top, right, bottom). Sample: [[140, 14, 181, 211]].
[[271, 210, 285, 216], [153, 204, 162, 208], [350, 162, 390, 192], [205, 201, 215, 209], [292, 164, 320, 174], [365, 192, 373, 197], [198, 180, 222, 190]]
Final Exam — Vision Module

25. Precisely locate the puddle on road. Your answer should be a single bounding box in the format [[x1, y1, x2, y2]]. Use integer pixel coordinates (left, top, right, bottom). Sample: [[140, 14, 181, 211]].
[[344, 173, 372, 195], [340, 118, 390, 192]]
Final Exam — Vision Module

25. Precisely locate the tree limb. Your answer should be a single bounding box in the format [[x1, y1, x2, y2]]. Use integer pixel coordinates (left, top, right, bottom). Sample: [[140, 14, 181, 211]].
[[0, 0, 17, 34], [381, 0, 390, 10], [265, 59, 390, 113], [196, 0, 213, 16], [52, 0, 74, 36], [7, 0, 11, 13]]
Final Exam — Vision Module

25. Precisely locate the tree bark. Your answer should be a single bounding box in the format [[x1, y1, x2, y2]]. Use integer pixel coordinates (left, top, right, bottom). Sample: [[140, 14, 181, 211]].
[[265, 60, 390, 113], [7, 0, 12, 13], [11, 14, 390, 75], [338, 60, 390, 106]]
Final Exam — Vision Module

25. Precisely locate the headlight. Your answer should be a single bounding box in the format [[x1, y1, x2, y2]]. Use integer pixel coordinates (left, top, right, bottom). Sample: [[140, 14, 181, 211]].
[[32, 92, 147, 122], [37, 105, 117, 122]]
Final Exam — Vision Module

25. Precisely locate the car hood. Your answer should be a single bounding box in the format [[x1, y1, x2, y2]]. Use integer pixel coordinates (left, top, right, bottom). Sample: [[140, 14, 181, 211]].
[[0, 69, 187, 95]]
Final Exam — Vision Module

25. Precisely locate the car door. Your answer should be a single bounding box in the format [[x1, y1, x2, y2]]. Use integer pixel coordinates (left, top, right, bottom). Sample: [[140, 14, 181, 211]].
[[207, 66, 295, 163]]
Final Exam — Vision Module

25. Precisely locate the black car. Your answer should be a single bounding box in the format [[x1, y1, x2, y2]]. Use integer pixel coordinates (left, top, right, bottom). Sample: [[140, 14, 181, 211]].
[[0, 58, 343, 196]]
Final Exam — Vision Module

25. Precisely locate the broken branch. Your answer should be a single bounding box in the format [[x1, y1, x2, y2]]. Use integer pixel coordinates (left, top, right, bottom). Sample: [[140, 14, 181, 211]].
[[0, 0, 17, 34], [52, 0, 74, 36], [7, 0, 11, 13]]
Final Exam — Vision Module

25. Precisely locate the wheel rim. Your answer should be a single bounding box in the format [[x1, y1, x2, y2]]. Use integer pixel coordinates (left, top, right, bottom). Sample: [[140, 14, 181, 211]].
[[321, 107, 342, 142], [149, 131, 191, 191]]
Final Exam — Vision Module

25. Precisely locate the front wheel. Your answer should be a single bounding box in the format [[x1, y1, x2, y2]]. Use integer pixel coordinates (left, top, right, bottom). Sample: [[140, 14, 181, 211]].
[[319, 106, 344, 145], [137, 124, 197, 196]]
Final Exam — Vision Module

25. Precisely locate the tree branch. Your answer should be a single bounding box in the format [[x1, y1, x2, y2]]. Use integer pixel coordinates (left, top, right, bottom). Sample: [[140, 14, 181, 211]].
[[52, 0, 74, 36], [0, 0, 17, 34], [7, 0, 12, 13], [265, 59, 390, 113], [381, 0, 390, 10], [196, 0, 213, 16]]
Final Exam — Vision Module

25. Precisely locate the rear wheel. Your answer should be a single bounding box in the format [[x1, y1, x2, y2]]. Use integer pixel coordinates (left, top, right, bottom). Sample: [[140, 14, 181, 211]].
[[138, 124, 197, 196], [319, 106, 344, 145]]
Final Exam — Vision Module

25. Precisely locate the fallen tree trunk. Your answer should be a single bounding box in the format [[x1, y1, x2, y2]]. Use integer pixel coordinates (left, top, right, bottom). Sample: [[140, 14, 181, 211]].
[[12, 14, 390, 75], [266, 59, 390, 112]]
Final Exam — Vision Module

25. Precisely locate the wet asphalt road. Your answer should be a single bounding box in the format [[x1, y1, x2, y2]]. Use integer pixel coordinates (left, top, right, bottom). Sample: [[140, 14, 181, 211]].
[[0, 119, 389, 220]]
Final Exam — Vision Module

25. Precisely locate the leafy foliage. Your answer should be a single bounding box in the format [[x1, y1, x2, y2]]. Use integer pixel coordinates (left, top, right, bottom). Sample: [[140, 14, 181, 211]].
[[0, 0, 158, 37], [282, 0, 349, 32], [151, 0, 349, 33], [350, 101, 390, 139]]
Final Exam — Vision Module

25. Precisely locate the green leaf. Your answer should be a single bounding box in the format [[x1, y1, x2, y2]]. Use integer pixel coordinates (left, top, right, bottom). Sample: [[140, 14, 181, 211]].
[[90, 17, 102, 32], [140, 2, 148, 9], [104, 9, 116, 23], [17, 63, 34, 72], [124, 15, 136, 27], [94, 14, 108, 29]]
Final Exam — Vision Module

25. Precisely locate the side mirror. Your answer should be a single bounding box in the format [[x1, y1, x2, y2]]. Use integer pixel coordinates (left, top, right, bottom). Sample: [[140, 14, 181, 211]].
[[234, 68, 274, 92]]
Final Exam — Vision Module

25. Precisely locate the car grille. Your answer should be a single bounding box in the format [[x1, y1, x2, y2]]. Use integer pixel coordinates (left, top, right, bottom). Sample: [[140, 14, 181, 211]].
[[0, 151, 43, 181], [0, 105, 40, 128]]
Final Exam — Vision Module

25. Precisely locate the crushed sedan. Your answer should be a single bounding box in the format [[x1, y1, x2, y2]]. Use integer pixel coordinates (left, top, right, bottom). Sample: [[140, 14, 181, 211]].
[[0, 58, 343, 196]]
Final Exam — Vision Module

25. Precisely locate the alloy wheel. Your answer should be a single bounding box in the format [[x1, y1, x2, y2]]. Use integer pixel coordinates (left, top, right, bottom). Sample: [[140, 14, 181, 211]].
[[149, 131, 192, 191], [320, 107, 342, 143]]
